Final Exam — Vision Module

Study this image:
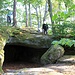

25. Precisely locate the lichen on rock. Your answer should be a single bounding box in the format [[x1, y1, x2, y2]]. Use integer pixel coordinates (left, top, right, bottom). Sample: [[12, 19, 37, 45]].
[[0, 35, 6, 74], [40, 45, 65, 65], [0, 26, 53, 73]]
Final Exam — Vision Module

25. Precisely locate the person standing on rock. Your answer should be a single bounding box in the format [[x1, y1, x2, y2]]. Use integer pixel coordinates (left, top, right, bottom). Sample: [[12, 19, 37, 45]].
[[42, 21, 48, 35]]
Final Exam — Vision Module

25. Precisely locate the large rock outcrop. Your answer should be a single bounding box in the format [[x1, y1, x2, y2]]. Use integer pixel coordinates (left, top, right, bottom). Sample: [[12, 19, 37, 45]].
[[7, 29, 53, 48], [40, 45, 65, 65], [0, 26, 53, 73], [0, 34, 7, 74]]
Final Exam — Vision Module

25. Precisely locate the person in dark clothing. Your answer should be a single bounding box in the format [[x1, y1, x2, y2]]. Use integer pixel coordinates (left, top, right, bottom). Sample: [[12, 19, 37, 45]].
[[7, 16, 11, 23], [42, 23, 48, 34]]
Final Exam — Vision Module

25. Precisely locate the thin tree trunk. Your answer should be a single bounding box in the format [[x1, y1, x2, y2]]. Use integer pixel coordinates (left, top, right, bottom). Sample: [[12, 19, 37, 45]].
[[58, 3, 61, 24], [48, 0, 54, 34], [43, 1, 48, 23], [48, 0, 53, 24], [32, 5, 40, 31], [39, 6, 42, 27], [13, 0, 17, 26], [29, 3, 32, 27], [35, 7, 40, 31], [25, 4, 28, 27]]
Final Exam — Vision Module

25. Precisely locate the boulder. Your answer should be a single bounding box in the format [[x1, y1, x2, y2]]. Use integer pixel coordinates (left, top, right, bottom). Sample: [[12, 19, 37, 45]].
[[7, 34, 53, 48], [0, 26, 53, 72], [0, 50, 4, 74], [40, 45, 65, 65], [0, 35, 6, 73]]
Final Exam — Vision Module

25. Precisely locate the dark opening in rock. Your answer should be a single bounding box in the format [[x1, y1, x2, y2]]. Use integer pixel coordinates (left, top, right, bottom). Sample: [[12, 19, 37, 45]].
[[63, 45, 75, 55], [4, 44, 47, 63]]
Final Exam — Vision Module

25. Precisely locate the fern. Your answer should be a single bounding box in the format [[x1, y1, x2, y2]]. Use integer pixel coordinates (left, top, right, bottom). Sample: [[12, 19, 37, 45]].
[[52, 38, 75, 47]]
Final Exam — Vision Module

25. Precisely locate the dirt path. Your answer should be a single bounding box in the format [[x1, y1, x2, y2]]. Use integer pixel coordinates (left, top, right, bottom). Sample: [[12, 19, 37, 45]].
[[2, 62, 75, 75], [3, 62, 42, 72], [45, 63, 75, 75], [3, 55, 75, 75]]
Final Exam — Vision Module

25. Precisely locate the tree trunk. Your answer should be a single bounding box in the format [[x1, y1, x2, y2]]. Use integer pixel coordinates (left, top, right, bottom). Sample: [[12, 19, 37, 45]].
[[29, 3, 32, 27], [48, 0, 54, 34], [25, 4, 28, 27], [39, 6, 42, 27], [13, 0, 17, 26], [43, 1, 48, 23], [58, 3, 61, 24], [35, 7, 40, 31], [48, 0, 53, 24]]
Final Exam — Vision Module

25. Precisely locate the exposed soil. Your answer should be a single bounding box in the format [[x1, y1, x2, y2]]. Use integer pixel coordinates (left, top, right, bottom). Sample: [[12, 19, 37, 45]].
[[45, 63, 75, 75], [3, 61, 75, 75], [3, 62, 42, 72]]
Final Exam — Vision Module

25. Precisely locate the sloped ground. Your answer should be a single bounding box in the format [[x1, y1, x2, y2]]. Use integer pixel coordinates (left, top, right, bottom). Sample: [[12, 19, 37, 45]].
[[3, 55, 75, 75], [45, 63, 75, 75]]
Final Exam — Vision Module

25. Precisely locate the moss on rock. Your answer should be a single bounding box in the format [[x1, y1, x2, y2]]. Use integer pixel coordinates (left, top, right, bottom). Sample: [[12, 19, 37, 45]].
[[0, 26, 53, 72], [41, 45, 65, 65]]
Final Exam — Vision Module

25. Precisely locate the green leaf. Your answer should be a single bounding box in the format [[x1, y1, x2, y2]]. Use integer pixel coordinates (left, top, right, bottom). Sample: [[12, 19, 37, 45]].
[[68, 4, 75, 11], [51, 40, 59, 45], [52, 14, 58, 20], [52, 38, 75, 47], [66, 40, 73, 47], [72, 40, 75, 47]]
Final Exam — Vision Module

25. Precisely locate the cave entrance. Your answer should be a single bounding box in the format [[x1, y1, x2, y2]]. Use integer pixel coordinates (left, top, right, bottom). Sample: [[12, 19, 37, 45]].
[[4, 44, 47, 64]]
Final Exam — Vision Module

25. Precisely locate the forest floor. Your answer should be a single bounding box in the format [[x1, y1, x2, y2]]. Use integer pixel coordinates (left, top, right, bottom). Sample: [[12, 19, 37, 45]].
[[3, 55, 75, 75]]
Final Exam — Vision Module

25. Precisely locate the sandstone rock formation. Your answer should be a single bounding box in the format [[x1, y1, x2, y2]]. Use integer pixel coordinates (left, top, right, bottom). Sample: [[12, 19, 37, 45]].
[[41, 45, 65, 65]]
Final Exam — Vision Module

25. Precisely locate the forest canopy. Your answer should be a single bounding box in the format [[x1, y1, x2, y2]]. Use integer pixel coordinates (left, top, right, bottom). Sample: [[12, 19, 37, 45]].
[[0, 0, 75, 38]]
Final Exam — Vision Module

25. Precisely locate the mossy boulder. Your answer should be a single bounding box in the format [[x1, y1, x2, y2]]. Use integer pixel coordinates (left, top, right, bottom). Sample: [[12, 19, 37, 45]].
[[0, 26, 53, 48], [40, 45, 65, 65], [6, 27, 53, 48], [0, 26, 53, 73], [7, 35, 52, 48], [0, 34, 7, 74]]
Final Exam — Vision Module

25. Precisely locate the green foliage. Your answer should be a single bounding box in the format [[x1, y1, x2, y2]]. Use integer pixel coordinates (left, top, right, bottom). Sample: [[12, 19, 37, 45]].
[[53, 23, 75, 37], [0, 66, 4, 74], [48, 29, 53, 35], [22, 0, 44, 6], [63, 0, 74, 7], [52, 38, 75, 47], [52, 2, 75, 24]]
